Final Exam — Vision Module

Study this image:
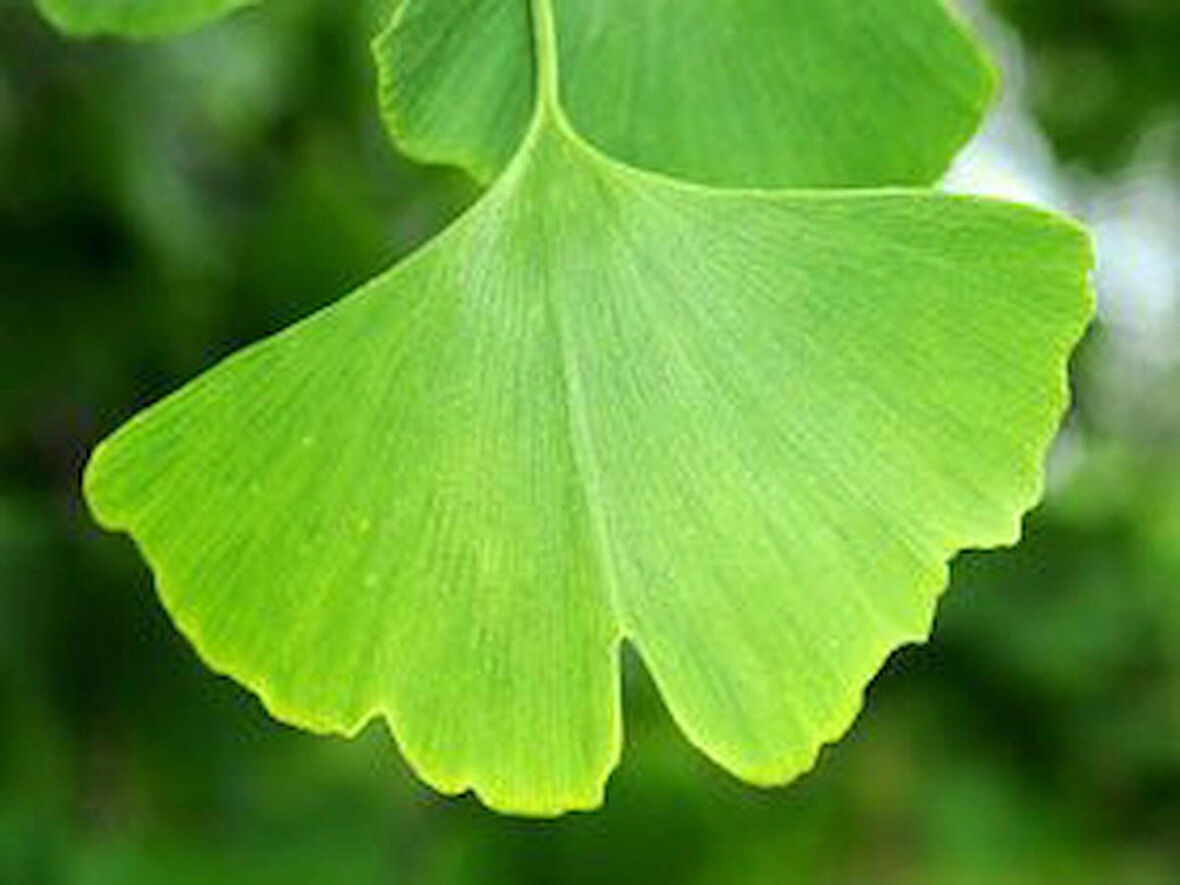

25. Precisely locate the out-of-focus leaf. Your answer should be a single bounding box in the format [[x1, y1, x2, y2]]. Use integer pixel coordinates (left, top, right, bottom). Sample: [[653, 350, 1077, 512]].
[[35, 0, 257, 38]]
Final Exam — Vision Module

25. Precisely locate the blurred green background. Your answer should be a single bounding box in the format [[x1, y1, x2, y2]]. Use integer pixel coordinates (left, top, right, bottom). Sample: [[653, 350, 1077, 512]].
[[2, 0, 1178, 881]]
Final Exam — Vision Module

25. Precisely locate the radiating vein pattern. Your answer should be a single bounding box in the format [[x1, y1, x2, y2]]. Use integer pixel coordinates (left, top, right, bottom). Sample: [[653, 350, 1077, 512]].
[[375, 0, 995, 186], [86, 125, 1093, 813]]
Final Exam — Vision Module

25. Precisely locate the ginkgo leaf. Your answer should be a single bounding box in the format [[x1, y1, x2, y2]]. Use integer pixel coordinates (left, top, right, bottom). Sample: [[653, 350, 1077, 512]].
[[35, 0, 256, 37], [376, 0, 535, 184], [375, 0, 996, 187], [78, 0, 1093, 816], [85, 114, 1093, 814]]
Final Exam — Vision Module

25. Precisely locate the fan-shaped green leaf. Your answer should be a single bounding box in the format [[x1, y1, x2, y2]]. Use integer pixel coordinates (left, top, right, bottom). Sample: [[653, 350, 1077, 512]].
[[35, 0, 257, 37], [85, 109, 1092, 813], [374, 0, 996, 187], [77, 0, 1093, 816]]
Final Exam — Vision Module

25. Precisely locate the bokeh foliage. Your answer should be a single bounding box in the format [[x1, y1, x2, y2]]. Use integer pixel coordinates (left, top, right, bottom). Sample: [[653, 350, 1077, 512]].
[[2, 0, 1178, 880], [990, 0, 1180, 171]]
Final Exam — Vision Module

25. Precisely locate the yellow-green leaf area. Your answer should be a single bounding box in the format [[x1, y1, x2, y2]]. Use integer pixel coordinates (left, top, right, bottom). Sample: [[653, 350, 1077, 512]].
[[35, 0, 257, 37], [375, 0, 996, 187], [84, 0, 1093, 815]]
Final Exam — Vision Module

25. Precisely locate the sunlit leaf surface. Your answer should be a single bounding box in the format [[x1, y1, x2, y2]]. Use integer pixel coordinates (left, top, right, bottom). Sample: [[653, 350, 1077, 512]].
[[80, 0, 1093, 815], [375, 0, 995, 187]]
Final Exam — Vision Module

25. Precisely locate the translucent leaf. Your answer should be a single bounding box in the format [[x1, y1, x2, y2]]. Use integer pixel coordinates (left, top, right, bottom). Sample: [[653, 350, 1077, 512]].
[[35, 0, 257, 37], [86, 116, 1092, 814], [375, 0, 996, 186], [80, 0, 1093, 815]]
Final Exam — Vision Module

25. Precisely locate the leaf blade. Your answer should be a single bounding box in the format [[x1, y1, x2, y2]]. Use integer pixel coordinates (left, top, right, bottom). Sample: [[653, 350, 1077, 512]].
[[35, 0, 258, 37], [374, 0, 997, 187], [85, 126, 1093, 813]]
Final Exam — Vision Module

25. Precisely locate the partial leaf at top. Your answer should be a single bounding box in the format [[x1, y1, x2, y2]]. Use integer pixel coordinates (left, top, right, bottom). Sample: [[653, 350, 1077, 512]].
[[375, 0, 535, 184], [35, 0, 257, 37], [83, 118, 1092, 815], [374, 0, 996, 187]]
